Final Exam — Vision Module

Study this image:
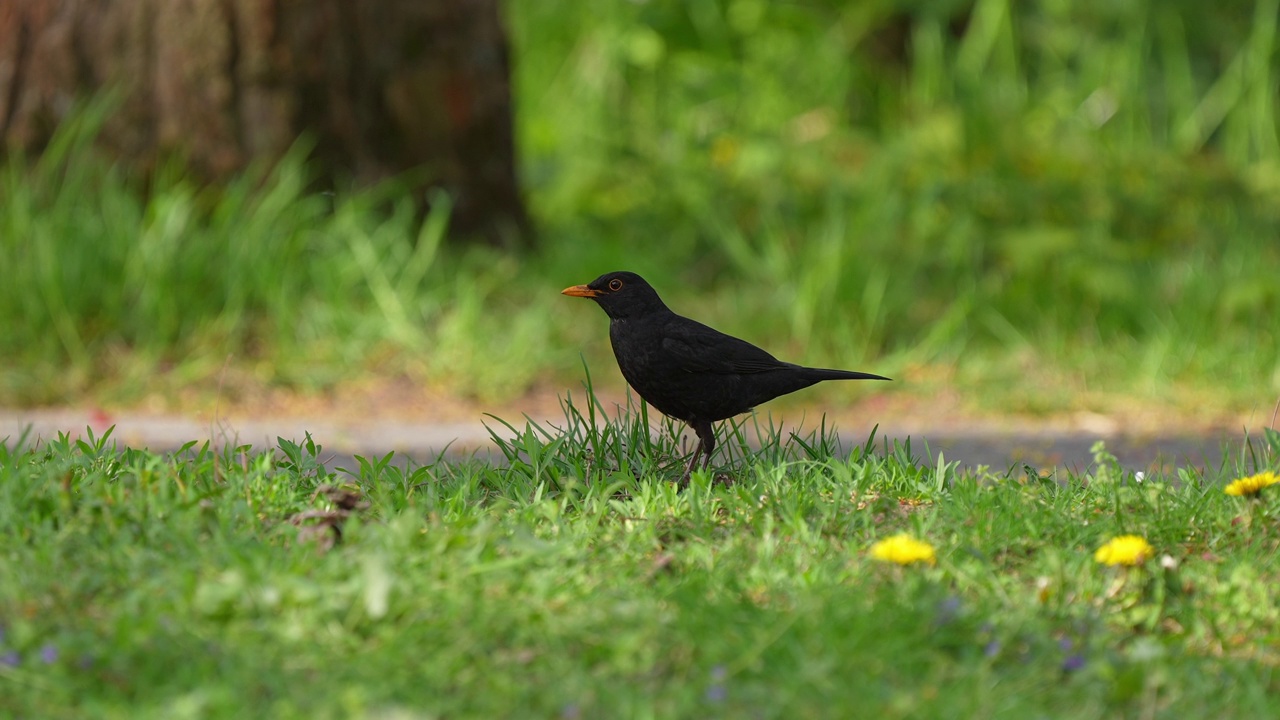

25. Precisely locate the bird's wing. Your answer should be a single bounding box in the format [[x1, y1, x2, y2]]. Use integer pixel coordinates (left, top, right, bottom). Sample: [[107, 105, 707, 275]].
[[660, 318, 787, 375]]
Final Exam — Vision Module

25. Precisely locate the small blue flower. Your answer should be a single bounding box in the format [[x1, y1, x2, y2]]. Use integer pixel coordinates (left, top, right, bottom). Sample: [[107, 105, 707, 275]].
[[0, 650, 18, 667], [705, 664, 728, 702], [984, 640, 1001, 658], [935, 596, 962, 625], [39, 644, 58, 664], [1062, 654, 1086, 672]]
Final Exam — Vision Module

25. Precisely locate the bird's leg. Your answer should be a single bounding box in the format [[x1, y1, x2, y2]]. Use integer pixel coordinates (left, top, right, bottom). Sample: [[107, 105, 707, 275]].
[[678, 420, 716, 487], [697, 421, 716, 471], [679, 448, 701, 488]]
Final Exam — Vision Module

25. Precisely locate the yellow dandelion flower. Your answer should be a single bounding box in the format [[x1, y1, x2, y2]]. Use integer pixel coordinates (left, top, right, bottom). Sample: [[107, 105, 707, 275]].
[[1093, 535, 1154, 567], [1224, 471, 1280, 497], [870, 533, 936, 566]]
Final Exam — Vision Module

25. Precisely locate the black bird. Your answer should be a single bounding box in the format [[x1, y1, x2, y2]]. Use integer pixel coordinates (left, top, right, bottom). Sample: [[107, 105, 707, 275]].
[[562, 271, 890, 484]]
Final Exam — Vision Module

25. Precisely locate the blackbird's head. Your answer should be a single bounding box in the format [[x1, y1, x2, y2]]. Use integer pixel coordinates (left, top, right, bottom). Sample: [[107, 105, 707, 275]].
[[561, 271, 670, 320]]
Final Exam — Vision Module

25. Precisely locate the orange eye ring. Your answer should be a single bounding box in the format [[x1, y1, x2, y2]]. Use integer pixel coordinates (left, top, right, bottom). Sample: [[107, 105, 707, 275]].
[[608, 278, 623, 291]]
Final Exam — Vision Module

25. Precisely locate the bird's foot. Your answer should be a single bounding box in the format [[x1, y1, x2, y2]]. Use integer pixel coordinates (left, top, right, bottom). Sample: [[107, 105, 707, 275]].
[[677, 449, 704, 489]]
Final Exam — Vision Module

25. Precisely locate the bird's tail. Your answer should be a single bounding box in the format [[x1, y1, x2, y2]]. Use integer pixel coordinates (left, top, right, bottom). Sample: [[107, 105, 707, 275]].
[[802, 367, 892, 382]]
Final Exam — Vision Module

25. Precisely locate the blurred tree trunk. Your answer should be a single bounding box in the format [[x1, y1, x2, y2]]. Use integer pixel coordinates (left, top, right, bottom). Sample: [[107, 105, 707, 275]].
[[0, 0, 530, 246]]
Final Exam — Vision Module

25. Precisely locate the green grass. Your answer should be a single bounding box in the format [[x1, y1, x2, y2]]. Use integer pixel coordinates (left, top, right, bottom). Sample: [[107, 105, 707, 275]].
[[2, 397, 1279, 717], [1, 1, 1279, 413]]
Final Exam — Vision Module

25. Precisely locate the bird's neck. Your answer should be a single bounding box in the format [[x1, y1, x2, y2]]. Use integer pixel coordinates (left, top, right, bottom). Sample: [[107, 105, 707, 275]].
[[609, 306, 671, 324]]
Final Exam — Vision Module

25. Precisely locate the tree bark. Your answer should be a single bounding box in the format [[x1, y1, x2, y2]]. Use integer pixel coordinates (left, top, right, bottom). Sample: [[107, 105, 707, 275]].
[[0, 0, 530, 246]]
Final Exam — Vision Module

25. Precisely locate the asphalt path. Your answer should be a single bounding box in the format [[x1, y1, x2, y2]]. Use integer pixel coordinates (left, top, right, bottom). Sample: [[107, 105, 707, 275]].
[[1, 408, 1251, 476]]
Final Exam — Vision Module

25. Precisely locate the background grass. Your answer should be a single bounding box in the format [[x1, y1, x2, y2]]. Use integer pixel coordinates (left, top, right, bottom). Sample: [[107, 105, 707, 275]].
[[2, 401, 1278, 717], [0, 0, 1278, 416]]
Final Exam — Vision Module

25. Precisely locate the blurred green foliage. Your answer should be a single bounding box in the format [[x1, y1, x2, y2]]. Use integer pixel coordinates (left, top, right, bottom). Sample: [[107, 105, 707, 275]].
[[0, 0, 1277, 410], [515, 0, 1280, 406]]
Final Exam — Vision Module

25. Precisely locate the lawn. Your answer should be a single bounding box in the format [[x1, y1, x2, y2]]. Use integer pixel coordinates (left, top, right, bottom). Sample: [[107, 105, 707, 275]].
[[2, 398, 1278, 718]]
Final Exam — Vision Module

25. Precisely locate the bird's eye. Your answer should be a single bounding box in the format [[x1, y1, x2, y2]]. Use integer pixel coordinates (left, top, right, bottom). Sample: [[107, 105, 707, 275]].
[[608, 278, 623, 291]]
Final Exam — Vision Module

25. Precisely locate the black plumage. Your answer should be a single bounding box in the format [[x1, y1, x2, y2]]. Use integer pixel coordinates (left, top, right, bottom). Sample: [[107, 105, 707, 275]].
[[563, 271, 890, 484]]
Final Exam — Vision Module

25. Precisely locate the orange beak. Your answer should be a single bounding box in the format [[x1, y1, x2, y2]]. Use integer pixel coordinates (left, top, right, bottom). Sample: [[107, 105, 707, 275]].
[[561, 284, 599, 298]]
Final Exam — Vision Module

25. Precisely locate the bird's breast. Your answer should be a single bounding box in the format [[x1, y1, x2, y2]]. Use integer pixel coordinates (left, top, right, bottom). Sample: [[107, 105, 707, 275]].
[[608, 321, 671, 388]]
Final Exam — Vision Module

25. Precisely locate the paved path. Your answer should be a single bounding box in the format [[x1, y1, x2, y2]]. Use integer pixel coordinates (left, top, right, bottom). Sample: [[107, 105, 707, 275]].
[[1, 407, 1253, 475]]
